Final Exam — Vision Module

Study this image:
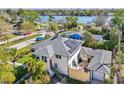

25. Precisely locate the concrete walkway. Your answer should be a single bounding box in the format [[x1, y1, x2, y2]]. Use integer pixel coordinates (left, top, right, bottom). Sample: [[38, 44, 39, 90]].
[[8, 61, 26, 67]]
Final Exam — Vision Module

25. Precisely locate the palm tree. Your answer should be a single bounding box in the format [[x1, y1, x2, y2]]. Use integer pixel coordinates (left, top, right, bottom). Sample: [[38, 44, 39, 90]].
[[9, 48, 18, 68], [48, 15, 58, 35], [110, 11, 124, 52], [65, 16, 78, 31], [26, 58, 48, 83], [0, 47, 15, 84], [48, 15, 55, 22], [109, 28, 122, 51]]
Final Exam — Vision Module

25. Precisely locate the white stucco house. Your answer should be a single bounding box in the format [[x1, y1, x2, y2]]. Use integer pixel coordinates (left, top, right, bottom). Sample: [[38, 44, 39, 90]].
[[31, 35, 112, 82]]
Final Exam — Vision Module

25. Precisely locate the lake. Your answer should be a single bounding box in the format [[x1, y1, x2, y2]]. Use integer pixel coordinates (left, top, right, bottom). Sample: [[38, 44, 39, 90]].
[[38, 16, 112, 24]]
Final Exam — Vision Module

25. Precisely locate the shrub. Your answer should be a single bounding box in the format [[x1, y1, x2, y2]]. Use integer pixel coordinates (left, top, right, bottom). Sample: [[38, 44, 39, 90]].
[[87, 28, 102, 35], [14, 66, 28, 82], [100, 41, 115, 50]]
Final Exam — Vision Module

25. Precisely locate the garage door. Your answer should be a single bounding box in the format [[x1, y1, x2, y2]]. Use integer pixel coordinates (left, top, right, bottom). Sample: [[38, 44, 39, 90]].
[[93, 71, 104, 81]]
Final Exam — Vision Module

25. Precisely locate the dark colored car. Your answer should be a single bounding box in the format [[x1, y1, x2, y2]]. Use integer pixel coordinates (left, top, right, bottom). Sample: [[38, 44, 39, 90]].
[[12, 31, 24, 35], [36, 37, 44, 41]]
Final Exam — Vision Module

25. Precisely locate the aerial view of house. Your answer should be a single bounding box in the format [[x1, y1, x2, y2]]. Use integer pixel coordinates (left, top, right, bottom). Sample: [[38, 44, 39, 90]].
[[0, 8, 124, 84]]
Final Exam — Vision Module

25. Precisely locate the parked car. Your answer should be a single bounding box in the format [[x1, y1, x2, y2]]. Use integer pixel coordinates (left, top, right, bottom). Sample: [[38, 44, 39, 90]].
[[12, 31, 24, 35], [36, 37, 44, 41], [24, 32, 32, 35]]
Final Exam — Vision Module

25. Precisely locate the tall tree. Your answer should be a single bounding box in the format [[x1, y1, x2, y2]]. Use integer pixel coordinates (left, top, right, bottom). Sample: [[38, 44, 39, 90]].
[[83, 31, 100, 48], [48, 15, 58, 34], [26, 58, 50, 84], [95, 15, 107, 26], [0, 48, 15, 84], [20, 20, 34, 36], [9, 48, 18, 68], [65, 16, 78, 30], [109, 28, 122, 51], [0, 15, 12, 43], [110, 10, 124, 29]]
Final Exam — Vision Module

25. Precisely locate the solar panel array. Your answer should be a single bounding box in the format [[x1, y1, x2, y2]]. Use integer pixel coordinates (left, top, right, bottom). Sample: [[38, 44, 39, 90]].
[[64, 39, 77, 48], [64, 39, 82, 54]]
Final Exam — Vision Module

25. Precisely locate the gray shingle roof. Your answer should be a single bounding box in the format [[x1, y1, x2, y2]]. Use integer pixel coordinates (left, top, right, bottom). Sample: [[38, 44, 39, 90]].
[[34, 45, 54, 57], [81, 47, 112, 74], [31, 35, 84, 57], [81, 47, 94, 56]]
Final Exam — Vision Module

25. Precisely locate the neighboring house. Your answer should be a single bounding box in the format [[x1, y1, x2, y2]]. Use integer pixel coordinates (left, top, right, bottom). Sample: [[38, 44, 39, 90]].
[[80, 47, 112, 81], [31, 35, 112, 82], [92, 34, 104, 41], [69, 34, 82, 40], [82, 34, 104, 41]]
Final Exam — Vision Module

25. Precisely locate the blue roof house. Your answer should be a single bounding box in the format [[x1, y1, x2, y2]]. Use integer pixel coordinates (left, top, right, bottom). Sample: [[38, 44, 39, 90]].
[[69, 34, 82, 40]]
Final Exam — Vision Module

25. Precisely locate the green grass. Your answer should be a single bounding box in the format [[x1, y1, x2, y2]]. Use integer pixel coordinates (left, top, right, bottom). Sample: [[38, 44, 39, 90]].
[[16, 46, 31, 55], [8, 35, 18, 39], [1, 34, 41, 48], [17, 53, 32, 63]]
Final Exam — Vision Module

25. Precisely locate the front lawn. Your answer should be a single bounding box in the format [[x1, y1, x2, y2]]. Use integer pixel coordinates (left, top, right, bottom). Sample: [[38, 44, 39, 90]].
[[8, 35, 18, 39], [17, 53, 33, 63], [16, 46, 31, 55]]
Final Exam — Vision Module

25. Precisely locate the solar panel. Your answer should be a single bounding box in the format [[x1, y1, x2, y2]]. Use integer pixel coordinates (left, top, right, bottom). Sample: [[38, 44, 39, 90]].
[[64, 39, 82, 54], [68, 46, 77, 54], [64, 39, 78, 48]]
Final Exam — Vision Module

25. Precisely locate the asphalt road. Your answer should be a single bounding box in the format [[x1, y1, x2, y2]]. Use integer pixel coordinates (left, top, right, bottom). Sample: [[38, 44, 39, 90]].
[[9, 32, 47, 50]]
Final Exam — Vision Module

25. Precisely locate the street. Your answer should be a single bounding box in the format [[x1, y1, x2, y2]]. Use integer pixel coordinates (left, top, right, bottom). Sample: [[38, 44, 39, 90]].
[[9, 32, 47, 50]]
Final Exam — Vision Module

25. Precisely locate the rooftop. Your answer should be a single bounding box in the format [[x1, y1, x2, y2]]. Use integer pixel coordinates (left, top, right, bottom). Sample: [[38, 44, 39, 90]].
[[31, 35, 84, 57], [81, 47, 112, 74]]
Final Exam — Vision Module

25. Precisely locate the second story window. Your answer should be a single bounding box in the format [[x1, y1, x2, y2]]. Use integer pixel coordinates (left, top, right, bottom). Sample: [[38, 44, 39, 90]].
[[56, 54, 61, 59]]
